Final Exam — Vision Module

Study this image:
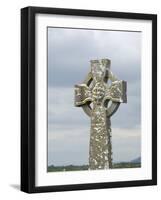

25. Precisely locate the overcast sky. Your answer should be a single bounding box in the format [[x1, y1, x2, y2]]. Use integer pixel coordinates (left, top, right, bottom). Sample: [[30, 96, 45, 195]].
[[47, 27, 141, 166]]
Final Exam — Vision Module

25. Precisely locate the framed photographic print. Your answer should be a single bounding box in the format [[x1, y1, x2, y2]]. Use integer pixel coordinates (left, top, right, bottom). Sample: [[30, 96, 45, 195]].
[[21, 6, 157, 193]]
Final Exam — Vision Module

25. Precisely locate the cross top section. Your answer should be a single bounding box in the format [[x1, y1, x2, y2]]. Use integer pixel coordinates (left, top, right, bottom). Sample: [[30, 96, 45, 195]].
[[75, 59, 127, 118]]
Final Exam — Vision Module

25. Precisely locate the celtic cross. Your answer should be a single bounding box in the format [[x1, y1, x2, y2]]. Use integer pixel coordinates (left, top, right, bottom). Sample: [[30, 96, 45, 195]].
[[75, 59, 127, 170]]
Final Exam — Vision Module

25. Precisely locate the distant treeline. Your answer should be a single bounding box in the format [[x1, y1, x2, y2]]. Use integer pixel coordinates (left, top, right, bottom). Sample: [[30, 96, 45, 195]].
[[48, 162, 141, 172]]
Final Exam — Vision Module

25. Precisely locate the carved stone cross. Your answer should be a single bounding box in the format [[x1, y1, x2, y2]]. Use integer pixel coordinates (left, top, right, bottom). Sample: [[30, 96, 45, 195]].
[[75, 59, 127, 170]]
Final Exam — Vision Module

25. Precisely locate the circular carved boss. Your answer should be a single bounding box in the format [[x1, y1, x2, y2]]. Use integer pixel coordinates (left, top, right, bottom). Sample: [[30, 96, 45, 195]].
[[82, 71, 120, 118]]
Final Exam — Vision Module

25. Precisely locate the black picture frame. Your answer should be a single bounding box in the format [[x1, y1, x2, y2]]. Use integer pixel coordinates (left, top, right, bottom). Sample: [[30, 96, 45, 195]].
[[21, 6, 157, 193]]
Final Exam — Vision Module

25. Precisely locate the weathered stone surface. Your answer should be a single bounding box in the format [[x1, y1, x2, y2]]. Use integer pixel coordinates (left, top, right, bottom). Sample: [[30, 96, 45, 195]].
[[75, 59, 127, 170]]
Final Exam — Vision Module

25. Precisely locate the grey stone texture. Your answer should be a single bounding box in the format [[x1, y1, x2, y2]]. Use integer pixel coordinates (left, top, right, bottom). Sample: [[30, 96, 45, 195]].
[[75, 59, 127, 170]]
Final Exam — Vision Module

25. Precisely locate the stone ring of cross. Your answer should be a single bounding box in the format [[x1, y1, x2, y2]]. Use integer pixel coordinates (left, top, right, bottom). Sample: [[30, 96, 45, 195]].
[[75, 59, 127, 118]]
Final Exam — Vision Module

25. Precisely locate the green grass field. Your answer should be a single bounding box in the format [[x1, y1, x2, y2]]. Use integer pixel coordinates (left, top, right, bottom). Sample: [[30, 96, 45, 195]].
[[47, 162, 141, 172]]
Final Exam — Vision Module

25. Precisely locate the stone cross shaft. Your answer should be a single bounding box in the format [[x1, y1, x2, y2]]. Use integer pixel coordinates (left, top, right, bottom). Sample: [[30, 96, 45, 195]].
[[75, 59, 127, 170]]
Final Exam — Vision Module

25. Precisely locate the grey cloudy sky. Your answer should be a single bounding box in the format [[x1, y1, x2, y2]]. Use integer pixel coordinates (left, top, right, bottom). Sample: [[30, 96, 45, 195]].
[[47, 27, 141, 166]]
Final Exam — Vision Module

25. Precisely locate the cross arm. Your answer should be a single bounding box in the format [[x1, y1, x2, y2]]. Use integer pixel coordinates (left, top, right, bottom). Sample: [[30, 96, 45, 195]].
[[105, 80, 127, 103], [75, 84, 92, 107]]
